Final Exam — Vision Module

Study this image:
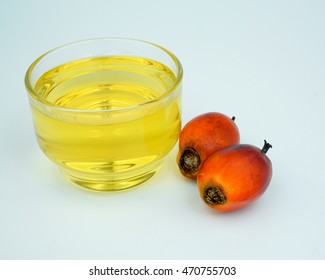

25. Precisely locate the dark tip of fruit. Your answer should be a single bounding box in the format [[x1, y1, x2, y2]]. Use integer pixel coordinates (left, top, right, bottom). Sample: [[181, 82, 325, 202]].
[[261, 140, 272, 154], [231, 116, 236, 121], [204, 186, 227, 205], [179, 147, 201, 174]]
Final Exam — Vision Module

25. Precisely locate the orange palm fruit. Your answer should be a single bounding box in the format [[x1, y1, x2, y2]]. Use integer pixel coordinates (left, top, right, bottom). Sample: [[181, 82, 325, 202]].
[[197, 141, 273, 212], [176, 112, 240, 179]]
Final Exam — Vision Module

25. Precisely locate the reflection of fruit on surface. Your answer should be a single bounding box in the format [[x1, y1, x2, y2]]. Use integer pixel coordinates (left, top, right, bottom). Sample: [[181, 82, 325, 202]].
[[177, 112, 240, 179], [197, 141, 273, 212]]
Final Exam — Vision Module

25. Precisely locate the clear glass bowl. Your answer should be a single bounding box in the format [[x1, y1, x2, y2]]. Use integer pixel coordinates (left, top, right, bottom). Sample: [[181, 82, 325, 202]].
[[25, 38, 183, 191]]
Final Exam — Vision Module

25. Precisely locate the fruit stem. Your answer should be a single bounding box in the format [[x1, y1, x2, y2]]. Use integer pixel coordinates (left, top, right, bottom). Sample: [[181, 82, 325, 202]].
[[261, 140, 272, 154], [204, 186, 227, 205], [231, 116, 236, 121], [179, 147, 201, 174]]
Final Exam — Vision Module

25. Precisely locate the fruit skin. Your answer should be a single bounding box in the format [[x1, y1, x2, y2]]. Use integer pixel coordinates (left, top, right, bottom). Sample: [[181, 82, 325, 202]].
[[197, 142, 272, 212], [177, 112, 240, 180]]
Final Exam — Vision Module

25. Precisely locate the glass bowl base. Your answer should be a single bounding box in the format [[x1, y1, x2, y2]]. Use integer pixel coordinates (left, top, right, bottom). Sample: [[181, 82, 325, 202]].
[[59, 161, 163, 192]]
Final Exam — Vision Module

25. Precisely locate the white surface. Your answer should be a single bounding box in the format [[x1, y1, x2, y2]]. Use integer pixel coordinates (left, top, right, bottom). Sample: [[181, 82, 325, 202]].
[[1, 0, 325, 260]]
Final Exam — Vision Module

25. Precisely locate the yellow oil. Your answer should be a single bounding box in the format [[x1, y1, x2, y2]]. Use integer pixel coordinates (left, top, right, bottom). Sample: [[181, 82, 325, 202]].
[[29, 56, 181, 191]]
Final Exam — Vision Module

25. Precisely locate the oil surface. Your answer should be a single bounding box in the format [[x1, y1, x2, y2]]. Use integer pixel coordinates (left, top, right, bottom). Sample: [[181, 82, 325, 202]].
[[30, 56, 181, 190]]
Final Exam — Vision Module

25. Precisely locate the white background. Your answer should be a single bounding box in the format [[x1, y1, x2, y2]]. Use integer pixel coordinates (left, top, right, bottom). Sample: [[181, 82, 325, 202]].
[[1, 0, 324, 260]]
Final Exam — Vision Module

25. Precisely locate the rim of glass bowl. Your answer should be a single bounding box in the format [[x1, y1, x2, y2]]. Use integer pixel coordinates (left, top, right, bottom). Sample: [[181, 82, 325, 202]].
[[24, 37, 183, 114]]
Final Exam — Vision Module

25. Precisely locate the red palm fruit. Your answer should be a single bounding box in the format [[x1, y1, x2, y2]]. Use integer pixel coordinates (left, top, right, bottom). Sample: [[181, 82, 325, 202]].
[[177, 112, 240, 179], [197, 140, 273, 212]]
